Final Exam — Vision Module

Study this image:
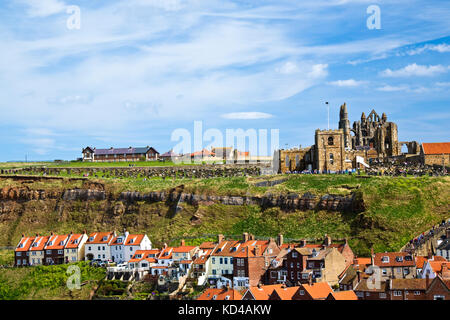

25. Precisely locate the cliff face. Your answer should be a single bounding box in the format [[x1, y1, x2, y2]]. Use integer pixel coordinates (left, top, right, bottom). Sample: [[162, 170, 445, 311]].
[[0, 183, 365, 248], [0, 185, 365, 212]]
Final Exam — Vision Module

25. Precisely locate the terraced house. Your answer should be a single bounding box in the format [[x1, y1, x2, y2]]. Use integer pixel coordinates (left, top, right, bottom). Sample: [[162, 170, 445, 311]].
[[84, 231, 116, 262], [14, 235, 35, 266], [29, 235, 50, 266], [44, 233, 69, 265], [64, 232, 88, 263]]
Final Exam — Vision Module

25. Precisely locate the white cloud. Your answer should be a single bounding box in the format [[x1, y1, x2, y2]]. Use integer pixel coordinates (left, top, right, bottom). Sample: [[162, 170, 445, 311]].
[[17, 0, 67, 17], [407, 43, 450, 55], [380, 63, 449, 77], [376, 85, 409, 92], [221, 112, 273, 120], [327, 79, 367, 87]]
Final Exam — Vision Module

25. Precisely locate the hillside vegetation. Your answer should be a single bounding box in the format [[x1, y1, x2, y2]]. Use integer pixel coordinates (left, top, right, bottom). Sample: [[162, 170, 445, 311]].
[[0, 175, 448, 258]]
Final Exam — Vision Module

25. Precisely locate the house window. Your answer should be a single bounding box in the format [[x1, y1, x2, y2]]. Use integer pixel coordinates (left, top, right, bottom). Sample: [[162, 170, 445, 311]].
[[292, 252, 298, 258], [414, 291, 421, 295], [224, 258, 228, 264], [271, 271, 277, 278], [299, 290, 304, 295], [381, 256, 389, 263], [329, 153, 334, 164], [434, 295, 445, 300], [17, 252, 21, 257], [212, 258, 215, 264], [393, 291, 402, 297], [379, 293, 386, 299], [58, 250, 63, 254], [220, 258, 223, 264]]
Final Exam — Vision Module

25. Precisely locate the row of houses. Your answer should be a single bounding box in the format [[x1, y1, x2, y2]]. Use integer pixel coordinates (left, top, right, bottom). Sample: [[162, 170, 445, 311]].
[[14, 230, 152, 266], [198, 282, 358, 300], [14, 230, 450, 300]]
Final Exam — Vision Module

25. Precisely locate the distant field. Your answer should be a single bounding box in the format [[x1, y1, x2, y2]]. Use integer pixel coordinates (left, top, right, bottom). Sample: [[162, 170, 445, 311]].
[[0, 162, 52, 169]]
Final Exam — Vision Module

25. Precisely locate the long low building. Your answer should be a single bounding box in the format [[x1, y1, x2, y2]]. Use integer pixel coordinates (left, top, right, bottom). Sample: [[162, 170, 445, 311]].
[[82, 146, 159, 162]]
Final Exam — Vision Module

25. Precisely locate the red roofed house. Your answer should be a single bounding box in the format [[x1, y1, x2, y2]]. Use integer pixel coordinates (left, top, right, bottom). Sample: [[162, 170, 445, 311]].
[[420, 142, 450, 167], [44, 233, 70, 265], [64, 231, 88, 263], [421, 258, 450, 280], [29, 235, 50, 266], [84, 231, 116, 262], [14, 235, 35, 266], [372, 252, 416, 280], [128, 249, 160, 269], [172, 240, 198, 277], [232, 234, 281, 289]]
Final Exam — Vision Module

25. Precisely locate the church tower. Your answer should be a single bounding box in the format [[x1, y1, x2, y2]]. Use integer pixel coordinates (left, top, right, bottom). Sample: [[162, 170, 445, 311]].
[[338, 103, 351, 149]]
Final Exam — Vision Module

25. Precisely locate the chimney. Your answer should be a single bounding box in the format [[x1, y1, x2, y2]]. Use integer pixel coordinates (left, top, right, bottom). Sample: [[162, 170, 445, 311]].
[[357, 270, 361, 283], [50, 231, 54, 236], [218, 234, 224, 243], [308, 274, 313, 286], [70, 231, 73, 235], [446, 228, 450, 239], [83, 229, 87, 235], [180, 239, 185, 247], [324, 234, 331, 247], [163, 243, 168, 249], [301, 239, 307, 247], [254, 245, 261, 256], [426, 273, 430, 288], [249, 234, 255, 241], [257, 282, 262, 289], [277, 234, 284, 247], [35, 233, 39, 237], [243, 232, 249, 243]]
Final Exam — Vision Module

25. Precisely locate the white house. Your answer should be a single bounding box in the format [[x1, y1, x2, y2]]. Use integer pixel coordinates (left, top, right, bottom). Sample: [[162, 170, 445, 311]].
[[437, 239, 450, 260], [84, 231, 116, 262], [123, 233, 152, 261]]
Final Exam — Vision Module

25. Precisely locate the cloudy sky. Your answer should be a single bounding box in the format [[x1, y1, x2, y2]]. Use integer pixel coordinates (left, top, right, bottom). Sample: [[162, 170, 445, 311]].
[[0, 0, 449, 161]]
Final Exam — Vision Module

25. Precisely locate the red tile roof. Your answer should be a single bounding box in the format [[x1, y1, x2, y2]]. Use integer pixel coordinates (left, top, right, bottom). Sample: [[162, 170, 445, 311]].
[[301, 282, 333, 300], [327, 290, 358, 300], [422, 142, 450, 155], [247, 285, 284, 300], [45, 234, 69, 250], [65, 234, 85, 249], [30, 236, 49, 251], [124, 234, 145, 246], [373, 252, 415, 267], [172, 246, 197, 253], [86, 232, 115, 244], [197, 288, 242, 300], [272, 286, 299, 300], [15, 236, 35, 252]]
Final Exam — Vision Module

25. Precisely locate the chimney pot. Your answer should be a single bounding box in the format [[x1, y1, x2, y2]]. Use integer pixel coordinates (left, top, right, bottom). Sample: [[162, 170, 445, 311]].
[[218, 234, 224, 243], [243, 232, 249, 243], [277, 234, 284, 247], [180, 239, 185, 246]]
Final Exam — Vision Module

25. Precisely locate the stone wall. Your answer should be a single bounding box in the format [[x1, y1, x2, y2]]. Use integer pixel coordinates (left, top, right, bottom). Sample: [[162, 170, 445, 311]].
[[2, 164, 263, 179]]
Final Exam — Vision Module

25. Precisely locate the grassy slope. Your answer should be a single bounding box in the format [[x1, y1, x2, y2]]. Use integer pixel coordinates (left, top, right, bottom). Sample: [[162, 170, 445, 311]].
[[0, 261, 104, 300], [1, 175, 449, 257]]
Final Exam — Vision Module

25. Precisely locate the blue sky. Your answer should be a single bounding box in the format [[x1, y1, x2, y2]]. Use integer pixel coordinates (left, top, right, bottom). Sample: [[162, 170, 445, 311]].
[[0, 0, 449, 161]]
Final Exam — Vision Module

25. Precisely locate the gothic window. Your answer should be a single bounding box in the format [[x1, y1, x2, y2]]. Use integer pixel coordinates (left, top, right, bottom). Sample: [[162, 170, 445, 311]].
[[295, 155, 300, 166], [328, 137, 334, 146], [329, 153, 334, 165], [285, 155, 289, 168]]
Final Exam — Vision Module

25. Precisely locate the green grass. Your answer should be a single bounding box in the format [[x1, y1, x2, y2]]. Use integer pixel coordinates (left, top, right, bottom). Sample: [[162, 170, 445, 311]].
[[0, 261, 105, 300]]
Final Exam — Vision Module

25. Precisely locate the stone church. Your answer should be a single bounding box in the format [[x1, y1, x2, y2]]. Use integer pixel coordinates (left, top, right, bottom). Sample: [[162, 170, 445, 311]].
[[277, 103, 402, 173]]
